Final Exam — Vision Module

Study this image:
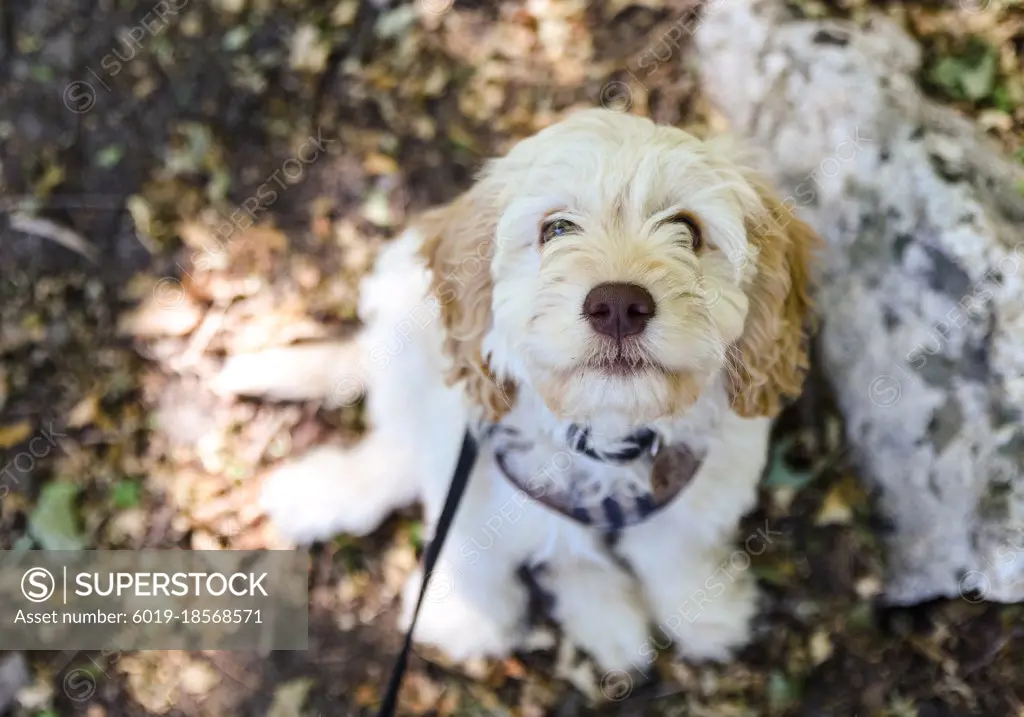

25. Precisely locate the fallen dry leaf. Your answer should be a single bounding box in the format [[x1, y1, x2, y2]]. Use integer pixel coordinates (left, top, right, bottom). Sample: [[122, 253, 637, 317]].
[[179, 660, 221, 696], [815, 485, 854, 526], [177, 220, 217, 251], [436, 689, 461, 717], [809, 630, 834, 666], [68, 393, 101, 428], [117, 292, 203, 338], [503, 657, 527, 679], [355, 683, 379, 708], [363, 152, 400, 175], [267, 677, 315, 717], [400, 671, 445, 715], [290, 24, 329, 73], [0, 420, 33, 449], [855, 575, 884, 600]]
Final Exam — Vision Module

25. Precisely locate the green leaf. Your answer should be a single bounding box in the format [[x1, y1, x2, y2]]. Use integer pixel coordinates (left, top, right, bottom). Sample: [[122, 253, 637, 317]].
[[28, 482, 86, 550], [847, 602, 875, 631], [409, 519, 423, 551], [362, 190, 391, 227], [206, 167, 232, 203], [30, 65, 55, 82], [222, 27, 250, 51], [959, 47, 997, 101], [96, 145, 124, 169], [929, 57, 968, 100], [111, 479, 142, 509], [767, 670, 800, 713], [992, 85, 1015, 113], [764, 436, 818, 491], [750, 564, 795, 588], [927, 39, 999, 103]]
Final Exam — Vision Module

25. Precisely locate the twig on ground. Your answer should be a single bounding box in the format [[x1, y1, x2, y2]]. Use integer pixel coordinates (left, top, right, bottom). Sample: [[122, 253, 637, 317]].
[[8, 213, 99, 263]]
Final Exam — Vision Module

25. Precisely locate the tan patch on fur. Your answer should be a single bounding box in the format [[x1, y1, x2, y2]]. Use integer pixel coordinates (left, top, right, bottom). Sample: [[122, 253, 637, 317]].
[[537, 370, 702, 425], [416, 179, 517, 421], [664, 372, 704, 415], [727, 177, 822, 418]]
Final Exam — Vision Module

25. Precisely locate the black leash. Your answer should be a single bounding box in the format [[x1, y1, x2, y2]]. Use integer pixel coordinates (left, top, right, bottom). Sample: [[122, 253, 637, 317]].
[[375, 429, 478, 717]]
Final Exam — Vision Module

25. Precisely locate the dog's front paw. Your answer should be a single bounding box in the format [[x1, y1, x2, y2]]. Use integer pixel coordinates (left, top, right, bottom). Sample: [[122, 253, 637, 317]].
[[668, 572, 759, 663], [260, 440, 420, 543], [561, 596, 651, 675], [541, 564, 653, 676], [259, 450, 347, 544], [400, 567, 524, 662], [261, 444, 399, 543]]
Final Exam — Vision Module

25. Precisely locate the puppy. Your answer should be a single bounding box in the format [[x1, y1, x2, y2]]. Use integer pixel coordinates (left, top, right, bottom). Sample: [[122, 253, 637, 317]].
[[260, 109, 819, 680]]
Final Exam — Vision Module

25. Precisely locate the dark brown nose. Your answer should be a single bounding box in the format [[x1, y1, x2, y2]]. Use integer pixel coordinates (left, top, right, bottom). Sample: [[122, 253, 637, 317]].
[[582, 282, 655, 339]]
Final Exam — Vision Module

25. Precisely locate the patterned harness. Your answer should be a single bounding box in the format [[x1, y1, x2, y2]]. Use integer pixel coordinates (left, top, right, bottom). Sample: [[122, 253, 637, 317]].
[[481, 421, 704, 533]]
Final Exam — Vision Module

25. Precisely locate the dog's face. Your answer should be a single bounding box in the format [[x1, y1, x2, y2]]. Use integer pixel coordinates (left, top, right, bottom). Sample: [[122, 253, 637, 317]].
[[421, 109, 818, 428]]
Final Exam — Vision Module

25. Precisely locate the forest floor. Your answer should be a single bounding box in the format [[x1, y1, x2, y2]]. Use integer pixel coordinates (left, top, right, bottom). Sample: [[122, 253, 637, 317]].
[[1, 0, 1023, 716]]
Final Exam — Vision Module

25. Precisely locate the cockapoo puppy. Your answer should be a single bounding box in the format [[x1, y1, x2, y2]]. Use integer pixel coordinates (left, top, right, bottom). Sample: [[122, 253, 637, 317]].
[[258, 108, 819, 685]]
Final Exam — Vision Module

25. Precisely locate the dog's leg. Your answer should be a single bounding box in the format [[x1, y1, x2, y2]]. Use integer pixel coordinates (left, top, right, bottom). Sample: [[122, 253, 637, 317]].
[[211, 340, 369, 407], [261, 227, 466, 544], [534, 546, 653, 676], [399, 554, 528, 662], [258, 329, 452, 544], [260, 434, 423, 543], [626, 539, 760, 663], [615, 418, 770, 663], [259, 350, 465, 545], [399, 483, 530, 661]]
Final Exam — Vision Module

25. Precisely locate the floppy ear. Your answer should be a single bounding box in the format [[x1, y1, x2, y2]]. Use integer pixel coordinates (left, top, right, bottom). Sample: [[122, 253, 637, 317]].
[[417, 172, 517, 421], [727, 176, 822, 419]]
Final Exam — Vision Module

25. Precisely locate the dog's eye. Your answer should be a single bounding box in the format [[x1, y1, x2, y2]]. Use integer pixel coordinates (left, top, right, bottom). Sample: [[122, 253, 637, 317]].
[[540, 218, 580, 245], [666, 213, 703, 252]]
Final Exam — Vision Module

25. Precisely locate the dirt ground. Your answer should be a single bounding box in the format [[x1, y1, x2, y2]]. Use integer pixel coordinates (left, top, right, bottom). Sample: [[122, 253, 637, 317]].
[[1, 0, 1023, 716]]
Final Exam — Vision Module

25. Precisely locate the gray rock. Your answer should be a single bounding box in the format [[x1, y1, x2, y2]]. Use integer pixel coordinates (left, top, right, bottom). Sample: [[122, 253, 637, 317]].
[[695, 0, 1024, 603], [0, 652, 31, 713]]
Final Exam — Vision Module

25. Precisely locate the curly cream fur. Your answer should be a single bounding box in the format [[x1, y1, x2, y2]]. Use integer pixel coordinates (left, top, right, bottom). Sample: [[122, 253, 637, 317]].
[[416, 109, 820, 427]]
